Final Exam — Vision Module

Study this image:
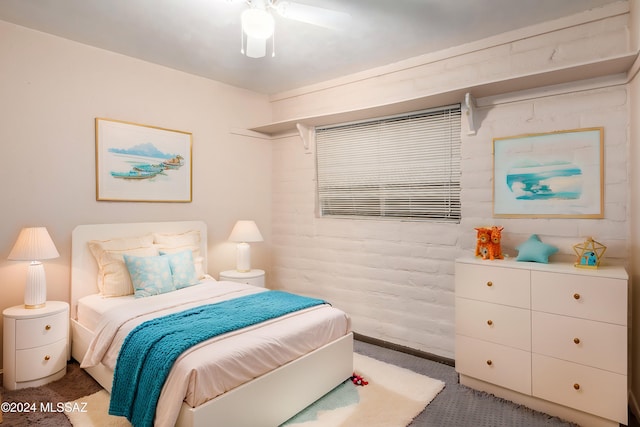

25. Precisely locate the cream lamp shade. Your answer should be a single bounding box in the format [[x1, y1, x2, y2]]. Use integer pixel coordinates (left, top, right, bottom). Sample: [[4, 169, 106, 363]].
[[228, 220, 263, 272], [8, 227, 60, 309]]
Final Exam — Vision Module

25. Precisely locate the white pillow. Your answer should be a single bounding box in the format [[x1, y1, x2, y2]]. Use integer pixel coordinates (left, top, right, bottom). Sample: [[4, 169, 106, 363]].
[[88, 234, 157, 297], [153, 230, 205, 278]]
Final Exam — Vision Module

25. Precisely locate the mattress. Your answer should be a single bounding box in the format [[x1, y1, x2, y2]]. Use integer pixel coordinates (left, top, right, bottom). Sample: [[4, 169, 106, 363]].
[[78, 279, 351, 427], [76, 275, 217, 330], [77, 293, 135, 331]]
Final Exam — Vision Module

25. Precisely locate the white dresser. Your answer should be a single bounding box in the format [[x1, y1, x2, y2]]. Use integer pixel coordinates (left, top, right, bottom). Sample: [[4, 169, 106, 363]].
[[455, 257, 628, 427]]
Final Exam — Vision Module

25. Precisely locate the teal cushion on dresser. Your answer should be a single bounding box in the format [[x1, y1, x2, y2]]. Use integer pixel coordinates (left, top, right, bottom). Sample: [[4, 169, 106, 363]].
[[123, 254, 175, 298], [515, 234, 558, 263]]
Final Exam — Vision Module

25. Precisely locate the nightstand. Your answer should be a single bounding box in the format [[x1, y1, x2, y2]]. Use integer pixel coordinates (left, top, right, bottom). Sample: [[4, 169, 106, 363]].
[[219, 269, 266, 287], [3, 301, 69, 390]]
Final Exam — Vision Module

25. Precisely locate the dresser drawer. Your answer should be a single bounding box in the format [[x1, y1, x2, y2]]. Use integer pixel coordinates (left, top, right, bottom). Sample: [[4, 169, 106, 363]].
[[531, 271, 626, 325], [15, 339, 67, 382], [456, 335, 531, 395], [532, 354, 627, 424], [456, 297, 530, 350], [15, 310, 67, 349], [532, 311, 626, 374], [455, 262, 530, 308]]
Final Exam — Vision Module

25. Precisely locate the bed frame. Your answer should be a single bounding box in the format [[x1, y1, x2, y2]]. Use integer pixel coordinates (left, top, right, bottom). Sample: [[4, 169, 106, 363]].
[[70, 220, 353, 427]]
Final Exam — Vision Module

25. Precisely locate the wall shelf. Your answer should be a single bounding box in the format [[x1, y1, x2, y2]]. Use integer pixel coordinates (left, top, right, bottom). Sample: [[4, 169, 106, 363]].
[[248, 53, 637, 137]]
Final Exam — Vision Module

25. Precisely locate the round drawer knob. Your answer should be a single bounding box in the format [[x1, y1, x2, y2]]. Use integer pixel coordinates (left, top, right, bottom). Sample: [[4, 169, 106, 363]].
[[486, 360, 493, 366], [573, 337, 581, 344], [486, 281, 493, 287], [487, 320, 493, 326], [44, 355, 51, 361], [573, 293, 581, 300], [573, 383, 580, 390], [45, 324, 51, 331]]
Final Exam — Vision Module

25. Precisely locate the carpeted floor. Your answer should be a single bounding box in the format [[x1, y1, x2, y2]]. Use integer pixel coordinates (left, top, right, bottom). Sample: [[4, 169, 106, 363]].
[[1, 339, 637, 426], [0, 359, 102, 426], [354, 340, 638, 427]]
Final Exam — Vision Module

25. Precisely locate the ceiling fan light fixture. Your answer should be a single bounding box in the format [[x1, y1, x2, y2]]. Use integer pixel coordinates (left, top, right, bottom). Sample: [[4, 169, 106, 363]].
[[245, 35, 267, 58], [241, 8, 274, 40]]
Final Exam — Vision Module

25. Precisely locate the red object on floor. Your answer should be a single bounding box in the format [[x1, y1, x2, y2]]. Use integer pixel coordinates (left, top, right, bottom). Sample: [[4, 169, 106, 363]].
[[350, 373, 368, 386]]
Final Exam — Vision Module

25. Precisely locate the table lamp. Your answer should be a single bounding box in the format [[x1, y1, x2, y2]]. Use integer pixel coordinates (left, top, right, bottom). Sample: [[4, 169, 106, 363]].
[[8, 227, 60, 309], [228, 220, 263, 272]]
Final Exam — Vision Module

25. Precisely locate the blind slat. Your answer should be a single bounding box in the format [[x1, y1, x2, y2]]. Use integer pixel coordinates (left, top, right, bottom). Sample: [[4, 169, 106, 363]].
[[315, 105, 461, 222]]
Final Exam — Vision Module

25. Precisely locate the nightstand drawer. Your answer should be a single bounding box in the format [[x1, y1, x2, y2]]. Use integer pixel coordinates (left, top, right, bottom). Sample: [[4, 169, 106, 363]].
[[456, 335, 531, 395], [531, 271, 626, 325], [15, 310, 67, 349], [219, 269, 265, 287], [15, 339, 67, 382], [455, 263, 530, 308], [455, 297, 530, 350], [532, 311, 626, 374], [532, 354, 627, 423]]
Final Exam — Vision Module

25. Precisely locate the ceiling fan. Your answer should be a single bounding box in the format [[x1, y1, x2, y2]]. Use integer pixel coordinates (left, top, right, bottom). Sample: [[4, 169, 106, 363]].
[[237, 0, 351, 58]]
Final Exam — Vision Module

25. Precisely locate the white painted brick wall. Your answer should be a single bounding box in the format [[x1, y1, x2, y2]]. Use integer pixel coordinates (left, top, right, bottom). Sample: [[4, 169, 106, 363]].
[[270, 20, 630, 360], [271, 12, 629, 123]]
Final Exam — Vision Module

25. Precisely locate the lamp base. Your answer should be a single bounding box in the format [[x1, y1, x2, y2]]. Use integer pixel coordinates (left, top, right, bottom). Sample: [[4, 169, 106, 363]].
[[236, 242, 252, 272], [24, 303, 46, 309], [24, 261, 47, 309]]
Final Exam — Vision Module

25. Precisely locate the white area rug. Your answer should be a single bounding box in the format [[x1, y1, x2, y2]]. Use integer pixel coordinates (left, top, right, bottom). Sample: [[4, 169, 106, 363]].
[[66, 389, 130, 427], [66, 353, 445, 427]]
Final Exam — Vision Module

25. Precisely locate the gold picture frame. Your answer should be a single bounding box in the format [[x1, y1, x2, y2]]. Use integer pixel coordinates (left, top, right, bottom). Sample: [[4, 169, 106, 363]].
[[493, 128, 603, 218], [95, 118, 193, 202]]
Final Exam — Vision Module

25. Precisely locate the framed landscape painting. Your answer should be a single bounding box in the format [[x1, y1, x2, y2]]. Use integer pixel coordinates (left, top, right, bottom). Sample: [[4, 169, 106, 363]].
[[493, 128, 603, 218], [95, 118, 193, 202]]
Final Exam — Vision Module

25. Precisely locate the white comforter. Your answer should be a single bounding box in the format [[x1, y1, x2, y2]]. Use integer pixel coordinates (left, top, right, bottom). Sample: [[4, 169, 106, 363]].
[[80, 280, 351, 427]]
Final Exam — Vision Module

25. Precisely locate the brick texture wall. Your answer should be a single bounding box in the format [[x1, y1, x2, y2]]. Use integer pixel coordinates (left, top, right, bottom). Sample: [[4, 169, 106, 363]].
[[269, 6, 630, 359]]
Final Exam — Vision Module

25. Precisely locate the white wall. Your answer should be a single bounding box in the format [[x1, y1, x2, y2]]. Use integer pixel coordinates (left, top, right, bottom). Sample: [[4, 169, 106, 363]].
[[0, 21, 273, 369], [269, 2, 632, 362], [628, 0, 640, 417]]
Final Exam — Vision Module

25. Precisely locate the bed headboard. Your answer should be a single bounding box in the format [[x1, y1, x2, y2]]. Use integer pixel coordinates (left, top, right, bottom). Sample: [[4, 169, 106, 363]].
[[70, 220, 207, 319]]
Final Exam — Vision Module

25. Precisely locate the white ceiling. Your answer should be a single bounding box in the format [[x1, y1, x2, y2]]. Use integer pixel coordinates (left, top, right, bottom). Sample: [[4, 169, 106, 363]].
[[0, 0, 621, 95]]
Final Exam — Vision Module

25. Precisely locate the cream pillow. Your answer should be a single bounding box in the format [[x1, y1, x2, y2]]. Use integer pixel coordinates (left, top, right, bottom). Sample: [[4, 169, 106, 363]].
[[153, 230, 205, 278], [88, 234, 156, 297]]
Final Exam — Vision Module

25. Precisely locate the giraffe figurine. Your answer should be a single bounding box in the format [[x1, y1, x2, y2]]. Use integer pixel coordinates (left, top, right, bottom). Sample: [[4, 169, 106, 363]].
[[488, 226, 504, 260], [475, 227, 492, 259]]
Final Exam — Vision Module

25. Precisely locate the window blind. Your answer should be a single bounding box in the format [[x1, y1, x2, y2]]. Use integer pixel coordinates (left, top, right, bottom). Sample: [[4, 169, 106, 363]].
[[315, 104, 461, 222]]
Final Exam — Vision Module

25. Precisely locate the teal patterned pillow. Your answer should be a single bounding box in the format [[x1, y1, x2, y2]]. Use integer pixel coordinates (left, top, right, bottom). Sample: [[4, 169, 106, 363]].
[[160, 250, 199, 289], [123, 254, 175, 298]]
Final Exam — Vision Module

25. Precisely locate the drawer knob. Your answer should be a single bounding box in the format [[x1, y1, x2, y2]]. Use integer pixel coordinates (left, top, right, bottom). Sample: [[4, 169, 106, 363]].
[[44, 355, 51, 361], [573, 383, 580, 390], [487, 320, 493, 326], [45, 324, 52, 331], [486, 360, 493, 366], [573, 337, 581, 344], [486, 281, 493, 287], [573, 293, 581, 300]]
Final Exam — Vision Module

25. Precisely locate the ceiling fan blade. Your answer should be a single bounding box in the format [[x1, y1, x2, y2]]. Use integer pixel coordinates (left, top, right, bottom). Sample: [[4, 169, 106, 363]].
[[273, 1, 350, 30]]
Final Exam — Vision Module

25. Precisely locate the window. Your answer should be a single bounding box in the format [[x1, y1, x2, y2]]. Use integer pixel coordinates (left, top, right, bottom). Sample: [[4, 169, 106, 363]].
[[316, 104, 461, 222]]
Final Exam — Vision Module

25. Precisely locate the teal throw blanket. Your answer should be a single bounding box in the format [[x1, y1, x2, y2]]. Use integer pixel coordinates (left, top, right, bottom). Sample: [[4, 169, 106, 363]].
[[109, 290, 326, 427]]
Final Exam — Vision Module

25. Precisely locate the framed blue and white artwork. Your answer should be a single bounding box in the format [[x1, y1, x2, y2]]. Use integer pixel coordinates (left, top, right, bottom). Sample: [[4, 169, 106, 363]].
[[95, 118, 193, 202], [493, 128, 603, 218]]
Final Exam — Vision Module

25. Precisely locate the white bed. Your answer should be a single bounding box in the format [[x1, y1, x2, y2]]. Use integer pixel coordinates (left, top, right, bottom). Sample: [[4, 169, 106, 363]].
[[70, 220, 353, 427]]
